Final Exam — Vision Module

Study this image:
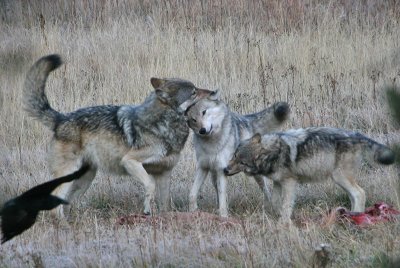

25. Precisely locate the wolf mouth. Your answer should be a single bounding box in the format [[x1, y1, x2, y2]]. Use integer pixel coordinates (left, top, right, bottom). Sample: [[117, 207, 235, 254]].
[[223, 167, 240, 176], [207, 125, 213, 135]]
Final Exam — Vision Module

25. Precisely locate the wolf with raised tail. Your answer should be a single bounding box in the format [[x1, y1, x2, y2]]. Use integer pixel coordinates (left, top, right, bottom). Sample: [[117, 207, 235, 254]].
[[224, 127, 395, 221], [185, 91, 289, 217], [23, 54, 212, 218]]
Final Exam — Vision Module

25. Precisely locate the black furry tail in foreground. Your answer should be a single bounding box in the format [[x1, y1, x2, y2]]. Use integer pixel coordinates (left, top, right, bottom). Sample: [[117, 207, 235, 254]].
[[1, 164, 90, 244]]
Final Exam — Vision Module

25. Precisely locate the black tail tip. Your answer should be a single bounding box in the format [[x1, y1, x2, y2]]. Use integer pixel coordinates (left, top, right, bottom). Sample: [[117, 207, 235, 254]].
[[377, 149, 395, 165], [274, 102, 290, 122], [42, 54, 63, 70]]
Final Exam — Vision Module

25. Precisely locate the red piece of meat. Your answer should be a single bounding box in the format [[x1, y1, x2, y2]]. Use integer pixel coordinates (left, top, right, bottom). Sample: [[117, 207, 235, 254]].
[[337, 202, 400, 226]]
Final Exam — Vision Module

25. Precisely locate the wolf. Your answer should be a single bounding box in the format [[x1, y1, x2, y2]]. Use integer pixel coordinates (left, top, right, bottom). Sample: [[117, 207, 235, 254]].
[[1, 165, 90, 244], [185, 90, 289, 217], [224, 127, 395, 221], [23, 54, 212, 218]]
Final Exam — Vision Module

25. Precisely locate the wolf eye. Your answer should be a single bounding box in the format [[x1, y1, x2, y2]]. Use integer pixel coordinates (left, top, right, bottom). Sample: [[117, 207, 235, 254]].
[[191, 118, 197, 122], [202, 110, 206, 115], [240, 161, 248, 166]]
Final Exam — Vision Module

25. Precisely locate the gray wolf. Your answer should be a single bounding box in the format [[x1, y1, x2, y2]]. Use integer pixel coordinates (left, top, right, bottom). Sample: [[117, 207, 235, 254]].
[[23, 54, 212, 218], [224, 127, 395, 221], [1, 165, 90, 244], [185, 90, 289, 217]]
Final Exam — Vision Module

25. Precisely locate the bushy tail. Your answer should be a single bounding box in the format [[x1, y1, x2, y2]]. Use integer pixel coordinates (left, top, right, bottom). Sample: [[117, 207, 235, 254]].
[[23, 54, 64, 130], [373, 143, 395, 165], [363, 136, 395, 165], [248, 101, 290, 134]]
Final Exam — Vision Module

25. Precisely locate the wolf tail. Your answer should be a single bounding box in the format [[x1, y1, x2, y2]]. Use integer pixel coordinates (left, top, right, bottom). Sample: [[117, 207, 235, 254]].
[[249, 102, 290, 134], [23, 54, 64, 130], [362, 136, 395, 165], [372, 143, 395, 165]]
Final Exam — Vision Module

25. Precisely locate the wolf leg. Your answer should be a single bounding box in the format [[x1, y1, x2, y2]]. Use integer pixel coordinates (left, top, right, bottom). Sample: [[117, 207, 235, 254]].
[[153, 170, 172, 212], [121, 157, 156, 215], [211, 174, 219, 203], [49, 141, 93, 219], [279, 179, 297, 222], [332, 169, 366, 212], [253, 175, 272, 204], [211, 171, 229, 217], [270, 181, 283, 217], [51, 168, 96, 220], [189, 167, 209, 212], [60, 168, 97, 219]]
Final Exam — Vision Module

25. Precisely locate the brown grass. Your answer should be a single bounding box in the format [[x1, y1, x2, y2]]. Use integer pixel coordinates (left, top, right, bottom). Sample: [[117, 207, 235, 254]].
[[1, 0, 400, 266]]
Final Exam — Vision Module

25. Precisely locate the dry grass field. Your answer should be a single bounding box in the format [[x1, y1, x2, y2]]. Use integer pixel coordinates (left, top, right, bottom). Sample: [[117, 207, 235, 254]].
[[1, 0, 400, 267]]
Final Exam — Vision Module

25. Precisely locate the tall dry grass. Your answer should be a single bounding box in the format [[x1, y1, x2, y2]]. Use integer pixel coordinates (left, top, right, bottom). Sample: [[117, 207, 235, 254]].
[[0, 0, 399, 267]]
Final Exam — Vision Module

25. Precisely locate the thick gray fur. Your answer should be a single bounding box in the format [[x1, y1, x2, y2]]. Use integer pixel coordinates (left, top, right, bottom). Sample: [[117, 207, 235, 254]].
[[23, 54, 212, 217], [224, 127, 395, 221], [185, 91, 289, 217]]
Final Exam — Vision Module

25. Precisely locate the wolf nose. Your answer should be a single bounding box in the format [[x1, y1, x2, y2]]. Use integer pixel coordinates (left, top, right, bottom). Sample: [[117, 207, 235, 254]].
[[199, 128, 207, 135], [223, 168, 229, 175]]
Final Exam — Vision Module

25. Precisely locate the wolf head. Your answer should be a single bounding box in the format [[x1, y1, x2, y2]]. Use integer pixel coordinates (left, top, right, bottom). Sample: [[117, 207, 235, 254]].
[[184, 90, 226, 136], [224, 133, 282, 176], [150, 78, 212, 110]]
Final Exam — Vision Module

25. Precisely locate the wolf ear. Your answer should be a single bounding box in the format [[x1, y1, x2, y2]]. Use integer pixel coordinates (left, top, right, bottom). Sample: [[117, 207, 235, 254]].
[[155, 89, 169, 103], [151, 78, 166, 89], [251, 133, 262, 144], [208, 90, 220, 101]]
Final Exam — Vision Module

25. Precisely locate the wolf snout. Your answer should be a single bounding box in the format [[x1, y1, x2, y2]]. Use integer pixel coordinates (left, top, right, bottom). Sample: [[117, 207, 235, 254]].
[[223, 167, 230, 175], [223, 167, 236, 176], [199, 125, 213, 135]]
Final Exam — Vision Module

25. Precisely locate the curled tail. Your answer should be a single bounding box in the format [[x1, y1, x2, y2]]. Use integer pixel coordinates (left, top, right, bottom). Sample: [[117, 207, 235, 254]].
[[23, 54, 64, 130]]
